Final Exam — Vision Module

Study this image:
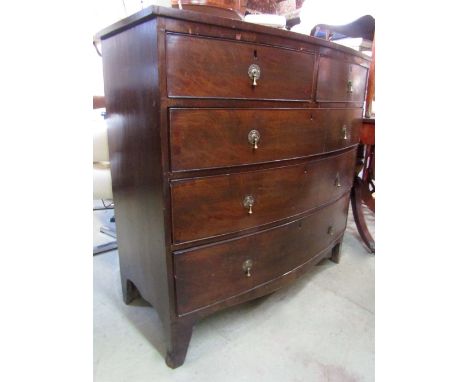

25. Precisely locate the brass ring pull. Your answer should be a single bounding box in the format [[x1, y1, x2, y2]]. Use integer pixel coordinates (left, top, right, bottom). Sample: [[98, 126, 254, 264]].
[[248, 129, 260, 150], [243, 259, 253, 277], [248, 64, 261, 86], [243, 195, 255, 215], [342, 125, 349, 140], [328, 226, 335, 236]]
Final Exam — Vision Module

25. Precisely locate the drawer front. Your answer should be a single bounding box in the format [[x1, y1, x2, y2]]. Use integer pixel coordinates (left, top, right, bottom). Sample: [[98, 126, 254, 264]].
[[171, 149, 355, 243], [170, 108, 326, 171], [325, 108, 363, 152], [170, 108, 362, 171], [174, 194, 350, 315], [316, 56, 368, 103], [166, 33, 315, 100]]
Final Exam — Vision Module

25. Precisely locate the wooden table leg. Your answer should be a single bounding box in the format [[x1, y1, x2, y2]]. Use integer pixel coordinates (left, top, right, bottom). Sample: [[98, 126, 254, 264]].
[[351, 176, 375, 253]]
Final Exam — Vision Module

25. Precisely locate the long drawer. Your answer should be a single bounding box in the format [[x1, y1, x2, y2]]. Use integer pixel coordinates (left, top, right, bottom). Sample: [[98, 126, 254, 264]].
[[171, 149, 355, 244], [174, 194, 350, 315], [169, 108, 361, 171], [165, 33, 316, 100]]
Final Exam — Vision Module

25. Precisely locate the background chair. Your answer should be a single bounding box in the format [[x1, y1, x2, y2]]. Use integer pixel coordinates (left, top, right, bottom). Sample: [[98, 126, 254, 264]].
[[93, 96, 117, 255], [310, 14, 375, 43]]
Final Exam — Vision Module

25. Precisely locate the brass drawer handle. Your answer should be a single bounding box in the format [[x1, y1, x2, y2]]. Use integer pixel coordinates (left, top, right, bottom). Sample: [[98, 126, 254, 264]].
[[248, 129, 260, 150], [328, 226, 335, 236], [243, 259, 253, 277], [342, 125, 349, 140], [243, 195, 255, 215], [347, 80, 353, 93], [335, 173, 341, 188], [248, 64, 261, 86]]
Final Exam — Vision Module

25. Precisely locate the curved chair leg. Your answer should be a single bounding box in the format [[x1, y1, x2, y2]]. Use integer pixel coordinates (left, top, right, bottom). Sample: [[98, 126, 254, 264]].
[[93, 216, 118, 255], [351, 177, 375, 253], [93, 240, 118, 255]]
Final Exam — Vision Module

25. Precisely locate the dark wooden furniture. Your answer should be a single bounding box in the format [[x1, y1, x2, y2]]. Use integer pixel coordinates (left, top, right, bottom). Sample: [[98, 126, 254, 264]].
[[92, 95, 106, 110], [351, 118, 375, 253], [96, 6, 370, 368], [352, 39, 375, 253]]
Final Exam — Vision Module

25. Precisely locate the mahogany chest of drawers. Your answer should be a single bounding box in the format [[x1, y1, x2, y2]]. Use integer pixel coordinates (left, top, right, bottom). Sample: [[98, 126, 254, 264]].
[[97, 6, 370, 368]]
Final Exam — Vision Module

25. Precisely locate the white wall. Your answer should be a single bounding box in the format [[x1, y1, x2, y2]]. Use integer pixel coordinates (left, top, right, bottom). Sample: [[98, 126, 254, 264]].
[[91, 1, 172, 96]]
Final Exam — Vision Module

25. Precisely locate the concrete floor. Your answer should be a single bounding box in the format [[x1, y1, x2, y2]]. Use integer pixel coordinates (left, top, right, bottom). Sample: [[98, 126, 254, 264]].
[[94, 205, 374, 381]]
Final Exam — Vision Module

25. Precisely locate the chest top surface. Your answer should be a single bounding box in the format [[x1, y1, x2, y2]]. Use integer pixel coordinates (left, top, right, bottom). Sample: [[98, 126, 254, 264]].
[[96, 5, 370, 62]]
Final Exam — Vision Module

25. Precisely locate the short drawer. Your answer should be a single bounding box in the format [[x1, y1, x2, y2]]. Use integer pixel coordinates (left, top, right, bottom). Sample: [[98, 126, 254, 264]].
[[170, 108, 362, 171], [324, 108, 363, 152], [316, 56, 368, 103], [166, 33, 315, 100], [171, 149, 355, 244], [174, 194, 350, 315]]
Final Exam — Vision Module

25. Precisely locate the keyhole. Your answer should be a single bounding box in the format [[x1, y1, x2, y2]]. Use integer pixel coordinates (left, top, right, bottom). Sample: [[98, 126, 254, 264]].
[[253, 49, 258, 60]]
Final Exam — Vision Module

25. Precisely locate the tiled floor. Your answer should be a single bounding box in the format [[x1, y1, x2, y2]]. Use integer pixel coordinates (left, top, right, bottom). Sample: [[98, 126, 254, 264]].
[[94, 205, 374, 381]]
